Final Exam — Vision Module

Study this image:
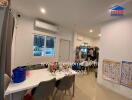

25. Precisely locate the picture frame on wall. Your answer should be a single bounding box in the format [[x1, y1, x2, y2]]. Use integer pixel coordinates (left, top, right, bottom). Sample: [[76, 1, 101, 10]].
[[120, 61, 132, 88], [102, 59, 121, 84]]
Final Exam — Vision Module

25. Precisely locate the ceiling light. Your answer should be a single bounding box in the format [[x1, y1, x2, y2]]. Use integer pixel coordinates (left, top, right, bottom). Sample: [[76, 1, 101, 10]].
[[89, 29, 93, 33], [98, 34, 102, 37], [40, 8, 46, 14]]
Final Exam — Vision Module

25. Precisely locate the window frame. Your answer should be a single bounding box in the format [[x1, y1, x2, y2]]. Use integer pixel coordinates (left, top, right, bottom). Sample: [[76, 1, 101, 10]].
[[33, 33, 56, 57]]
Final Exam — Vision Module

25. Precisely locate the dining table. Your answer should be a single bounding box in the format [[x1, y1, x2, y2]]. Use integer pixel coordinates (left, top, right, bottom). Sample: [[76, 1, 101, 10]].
[[5, 68, 77, 100]]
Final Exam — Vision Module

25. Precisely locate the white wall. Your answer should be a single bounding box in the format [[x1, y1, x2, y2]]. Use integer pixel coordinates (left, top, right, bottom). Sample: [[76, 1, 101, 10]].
[[93, 38, 100, 47], [11, 15, 99, 69], [11, 16, 74, 69], [73, 33, 94, 49], [98, 16, 132, 99]]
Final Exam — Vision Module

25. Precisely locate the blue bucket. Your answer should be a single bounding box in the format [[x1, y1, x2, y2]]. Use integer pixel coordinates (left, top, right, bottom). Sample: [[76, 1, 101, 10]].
[[12, 67, 26, 83]]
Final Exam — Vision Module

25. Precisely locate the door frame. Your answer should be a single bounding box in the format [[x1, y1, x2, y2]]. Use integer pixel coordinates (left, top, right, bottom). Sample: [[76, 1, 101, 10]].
[[59, 39, 70, 62]]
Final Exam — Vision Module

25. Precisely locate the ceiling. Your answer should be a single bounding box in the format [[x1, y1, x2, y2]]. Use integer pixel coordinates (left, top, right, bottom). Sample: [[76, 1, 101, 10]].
[[11, 0, 132, 38]]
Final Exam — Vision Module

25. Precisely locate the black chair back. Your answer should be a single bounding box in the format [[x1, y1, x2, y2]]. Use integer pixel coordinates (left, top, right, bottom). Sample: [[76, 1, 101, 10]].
[[57, 75, 75, 91], [33, 78, 56, 100]]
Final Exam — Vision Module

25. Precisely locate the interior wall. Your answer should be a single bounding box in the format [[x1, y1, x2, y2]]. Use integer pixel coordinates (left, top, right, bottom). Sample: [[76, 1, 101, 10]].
[[98, 16, 132, 99], [93, 38, 100, 47], [73, 33, 94, 49], [11, 16, 74, 69], [11, 15, 99, 70]]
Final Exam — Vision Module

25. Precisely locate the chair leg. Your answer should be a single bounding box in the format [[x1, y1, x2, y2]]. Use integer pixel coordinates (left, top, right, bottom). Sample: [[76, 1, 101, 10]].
[[68, 90, 71, 96], [48, 96, 52, 100], [68, 90, 72, 100], [61, 91, 65, 100], [60, 91, 64, 100], [64, 90, 66, 95], [86, 67, 89, 75], [72, 81, 75, 97], [53, 89, 58, 100]]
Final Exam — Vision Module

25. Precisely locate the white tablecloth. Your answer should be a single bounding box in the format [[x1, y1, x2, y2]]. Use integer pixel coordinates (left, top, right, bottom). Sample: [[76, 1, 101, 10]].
[[5, 68, 76, 95]]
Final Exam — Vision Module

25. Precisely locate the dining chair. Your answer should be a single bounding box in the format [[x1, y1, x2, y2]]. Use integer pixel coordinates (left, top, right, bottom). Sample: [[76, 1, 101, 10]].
[[4, 74, 11, 100], [4, 74, 11, 90], [32, 78, 56, 100], [54, 75, 75, 100]]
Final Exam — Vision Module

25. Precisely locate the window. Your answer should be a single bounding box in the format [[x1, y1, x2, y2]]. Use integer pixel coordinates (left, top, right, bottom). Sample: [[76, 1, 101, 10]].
[[33, 35, 45, 56], [33, 34, 55, 57], [45, 36, 55, 56]]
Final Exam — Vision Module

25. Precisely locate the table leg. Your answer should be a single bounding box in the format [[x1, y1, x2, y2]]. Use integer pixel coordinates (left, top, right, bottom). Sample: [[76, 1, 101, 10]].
[[73, 82, 75, 97], [73, 78, 75, 97], [9, 93, 13, 100]]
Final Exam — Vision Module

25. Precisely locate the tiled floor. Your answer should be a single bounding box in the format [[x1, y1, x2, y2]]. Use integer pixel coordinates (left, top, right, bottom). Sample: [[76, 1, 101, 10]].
[[54, 72, 131, 100]]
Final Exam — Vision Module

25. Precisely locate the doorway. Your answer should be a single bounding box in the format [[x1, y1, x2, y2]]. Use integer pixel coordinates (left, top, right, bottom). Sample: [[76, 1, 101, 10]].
[[59, 39, 70, 62]]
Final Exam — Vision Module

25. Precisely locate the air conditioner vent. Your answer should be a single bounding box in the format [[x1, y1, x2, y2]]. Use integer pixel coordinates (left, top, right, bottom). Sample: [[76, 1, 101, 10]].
[[34, 20, 58, 32]]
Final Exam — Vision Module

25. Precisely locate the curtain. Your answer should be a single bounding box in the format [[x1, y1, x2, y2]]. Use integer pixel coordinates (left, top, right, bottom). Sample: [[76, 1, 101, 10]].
[[5, 10, 15, 76], [0, 7, 8, 100], [0, 6, 14, 100]]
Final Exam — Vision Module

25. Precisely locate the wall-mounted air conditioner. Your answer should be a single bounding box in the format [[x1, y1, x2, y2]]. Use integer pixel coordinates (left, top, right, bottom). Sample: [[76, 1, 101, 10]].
[[34, 20, 58, 32]]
